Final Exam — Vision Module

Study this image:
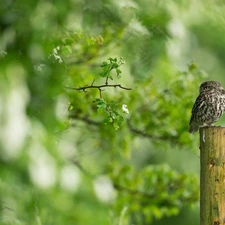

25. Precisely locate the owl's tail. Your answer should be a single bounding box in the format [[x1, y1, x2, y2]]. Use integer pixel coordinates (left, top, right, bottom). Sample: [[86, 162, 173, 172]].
[[188, 124, 199, 133]]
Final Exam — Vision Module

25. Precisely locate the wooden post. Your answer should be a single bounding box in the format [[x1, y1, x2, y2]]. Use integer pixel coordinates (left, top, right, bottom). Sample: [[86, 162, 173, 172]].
[[200, 127, 225, 225]]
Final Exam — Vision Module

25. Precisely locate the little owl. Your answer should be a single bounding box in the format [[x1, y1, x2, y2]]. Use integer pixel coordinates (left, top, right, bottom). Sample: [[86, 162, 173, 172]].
[[189, 81, 225, 133]]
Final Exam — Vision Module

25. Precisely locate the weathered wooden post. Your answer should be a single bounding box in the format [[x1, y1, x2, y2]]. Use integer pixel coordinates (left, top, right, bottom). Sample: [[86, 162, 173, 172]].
[[200, 126, 225, 225]]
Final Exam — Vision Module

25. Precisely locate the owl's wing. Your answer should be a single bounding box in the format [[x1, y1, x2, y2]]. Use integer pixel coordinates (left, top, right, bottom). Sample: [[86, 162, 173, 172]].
[[189, 95, 206, 125]]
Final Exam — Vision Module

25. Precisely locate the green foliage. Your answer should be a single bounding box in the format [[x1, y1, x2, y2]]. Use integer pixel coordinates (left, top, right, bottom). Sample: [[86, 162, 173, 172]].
[[99, 57, 125, 79], [93, 98, 124, 130], [109, 164, 199, 224], [65, 55, 129, 129], [2, 0, 225, 225]]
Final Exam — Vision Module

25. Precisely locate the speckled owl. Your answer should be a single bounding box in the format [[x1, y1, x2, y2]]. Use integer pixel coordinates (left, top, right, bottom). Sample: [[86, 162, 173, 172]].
[[189, 81, 225, 133]]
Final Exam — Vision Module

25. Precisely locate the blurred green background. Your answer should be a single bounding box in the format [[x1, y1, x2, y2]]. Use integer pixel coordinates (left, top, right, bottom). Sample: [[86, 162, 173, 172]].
[[1, 0, 225, 224]]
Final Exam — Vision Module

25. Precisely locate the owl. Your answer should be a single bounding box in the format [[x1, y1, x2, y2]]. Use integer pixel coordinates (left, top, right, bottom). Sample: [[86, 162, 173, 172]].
[[189, 81, 225, 133]]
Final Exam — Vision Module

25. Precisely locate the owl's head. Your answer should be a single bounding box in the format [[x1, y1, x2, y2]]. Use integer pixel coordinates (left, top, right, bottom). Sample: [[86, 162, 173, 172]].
[[199, 81, 225, 94]]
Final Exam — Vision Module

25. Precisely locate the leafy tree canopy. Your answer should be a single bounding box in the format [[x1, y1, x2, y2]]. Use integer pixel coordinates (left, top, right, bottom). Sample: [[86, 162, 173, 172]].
[[1, 0, 224, 224]]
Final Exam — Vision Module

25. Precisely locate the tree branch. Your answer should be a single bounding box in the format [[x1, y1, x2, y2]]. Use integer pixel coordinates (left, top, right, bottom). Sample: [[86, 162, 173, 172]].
[[105, 76, 109, 85], [69, 114, 178, 143], [64, 82, 132, 93], [69, 114, 101, 126], [113, 183, 154, 198], [127, 120, 179, 144]]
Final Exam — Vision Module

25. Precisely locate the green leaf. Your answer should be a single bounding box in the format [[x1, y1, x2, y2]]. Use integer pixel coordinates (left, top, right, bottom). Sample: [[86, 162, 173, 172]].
[[119, 57, 125, 64], [99, 57, 125, 80], [109, 75, 113, 80], [93, 98, 107, 114], [116, 68, 121, 78], [104, 116, 113, 124], [101, 61, 108, 67], [112, 63, 118, 69], [68, 104, 74, 110]]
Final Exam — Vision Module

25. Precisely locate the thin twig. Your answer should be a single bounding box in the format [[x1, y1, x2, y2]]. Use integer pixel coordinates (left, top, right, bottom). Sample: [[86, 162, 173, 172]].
[[99, 88, 102, 98], [72, 160, 95, 178], [64, 84, 132, 91], [105, 76, 109, 85], [91, 79, 95, 86], [69, 114, 101, 126], [113, 183, 154, 198]]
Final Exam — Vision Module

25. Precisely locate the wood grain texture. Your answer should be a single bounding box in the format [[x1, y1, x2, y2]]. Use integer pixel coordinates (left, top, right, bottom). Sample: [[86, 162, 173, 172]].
[[200, 126, 225, 225]]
